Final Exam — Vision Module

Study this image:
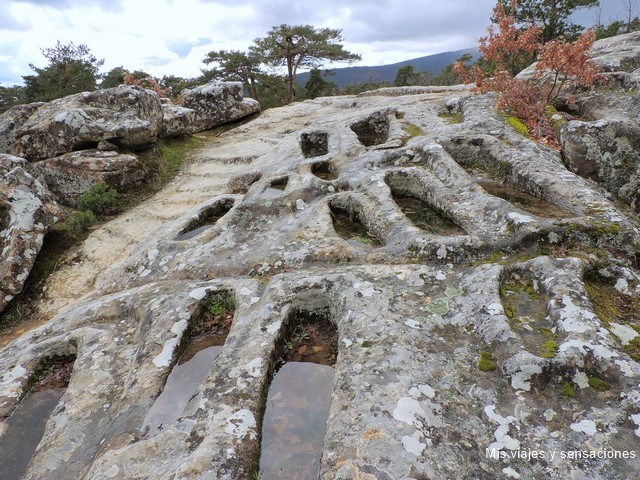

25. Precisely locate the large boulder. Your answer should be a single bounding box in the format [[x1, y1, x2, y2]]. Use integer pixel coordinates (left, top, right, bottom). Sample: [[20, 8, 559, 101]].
[[11, 85, 163, 161], [517, 31, 640, 80], [560, 117, 640, 211], [34, 149, 147, 206], [0, 102, 45, 154], [160, 101, 197, 138], [179, 81, 260, 132], [0, 154, 64, 313], [588, 30, 640, 72]]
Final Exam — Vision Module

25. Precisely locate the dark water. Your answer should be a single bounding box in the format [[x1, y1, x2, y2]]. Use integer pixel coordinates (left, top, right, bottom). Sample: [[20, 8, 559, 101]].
[[393, 195, 465, 235], [312, 162, 338, 181], [175, 224, 210, 240], [175, 202, 233, 240], [479, 180, 572, 219], [142, 345, 222, 437], [259, 362, 335, 480], [264, 178, 288, 195], [0, 388, 65, 480]]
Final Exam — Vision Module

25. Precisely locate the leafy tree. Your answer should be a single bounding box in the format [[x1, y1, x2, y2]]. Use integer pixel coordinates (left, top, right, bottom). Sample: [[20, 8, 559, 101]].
[[455, 1, 602, 143], [339, 80, 392, 95], [100, 66, 128, 89], [394, 65, 436, 86], [254, 74, 291, 109], [433, 54, 473, 85], [0, 85, 26, 113], [394, 65, 416, 86], [202, 50, 262, 100], [22, 41, 104, 102], [160, 75, 200, 97], [497, 0, 599, 42], [594, 17, 640, 39], [251, 24, 361, 103], [304, 69, 337, 98]]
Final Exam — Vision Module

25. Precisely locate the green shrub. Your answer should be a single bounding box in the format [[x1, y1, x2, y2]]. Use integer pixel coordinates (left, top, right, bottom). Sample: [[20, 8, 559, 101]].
[[77, 182, 120, 215], [60, 210, 96, 239]]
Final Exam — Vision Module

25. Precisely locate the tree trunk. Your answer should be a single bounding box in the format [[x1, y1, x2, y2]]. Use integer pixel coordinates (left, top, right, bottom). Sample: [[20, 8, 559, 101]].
[[287, 58, 295, 104]]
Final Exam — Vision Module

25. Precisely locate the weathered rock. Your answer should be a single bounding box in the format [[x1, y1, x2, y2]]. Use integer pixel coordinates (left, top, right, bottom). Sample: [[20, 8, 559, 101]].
[[34, 149, 146, 206], [0, 154, 64, 313], [1, 87, 639, 480], [11, 86, 163, 161], [588, 30, 640, 72], [560, 118, 640, 212], [0, 102, 45, 154], [575, 90, 640, 123], [179, 81, 260, 131], [160, 102, 197, 138], [518, 31, 640, 80]]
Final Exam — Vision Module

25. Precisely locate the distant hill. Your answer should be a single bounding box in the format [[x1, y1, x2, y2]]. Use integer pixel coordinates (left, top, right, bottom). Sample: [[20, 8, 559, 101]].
[[296, 47, 480, 88]]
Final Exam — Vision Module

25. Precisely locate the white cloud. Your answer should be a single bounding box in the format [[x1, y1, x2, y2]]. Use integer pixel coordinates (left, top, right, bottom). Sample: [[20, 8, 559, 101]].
[[0, 0, 630, 86]]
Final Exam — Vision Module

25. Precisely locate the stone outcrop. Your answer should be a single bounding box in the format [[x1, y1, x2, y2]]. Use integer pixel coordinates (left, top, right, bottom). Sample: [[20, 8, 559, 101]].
[[0, 154, 64, 313], [0, 102, 45, 154], [10, 85, 163, 161], [517, 30, 640, 84], [34, 149, 147, 207], [588, 30, 640, 71], [560, 118, 640, 211], [515, 32, 640, 215], [179, 81, 260, 131], [160, 101, 196, 138], [0, 85, 639, 480]]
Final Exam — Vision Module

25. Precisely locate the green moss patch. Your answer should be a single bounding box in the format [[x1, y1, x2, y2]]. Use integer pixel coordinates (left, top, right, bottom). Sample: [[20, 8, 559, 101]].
[[500, 272, 564, 359], [478, 351, 497, 371], [583, 269, 640, 360], [505, 116, 530, 137], [438, 112, 462, 124], [588, 377, 610, 392], [406, 122, 425, 136]]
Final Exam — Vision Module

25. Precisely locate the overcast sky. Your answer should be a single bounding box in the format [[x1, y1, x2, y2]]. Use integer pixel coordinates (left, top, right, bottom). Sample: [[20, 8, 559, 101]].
[[0, 0, 633, 86]]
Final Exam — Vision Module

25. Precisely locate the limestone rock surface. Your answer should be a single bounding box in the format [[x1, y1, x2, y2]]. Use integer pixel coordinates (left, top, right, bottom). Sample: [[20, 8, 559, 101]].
[[0, 102, 45, 154], [10, 85, 163, 161], [0, 154, 64, 313], [588, 30, 640, 71], [517, 31, 640, 81], [160, 102, 197, 138], [0, 86, 639, 480], [560, 118, 640, 211], [34, 149, 146, 206], [179, 81, 260, 131]]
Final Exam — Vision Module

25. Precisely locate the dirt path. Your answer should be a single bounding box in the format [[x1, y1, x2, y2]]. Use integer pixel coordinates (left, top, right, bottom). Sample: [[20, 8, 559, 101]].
[[34, 130, 258, 322]]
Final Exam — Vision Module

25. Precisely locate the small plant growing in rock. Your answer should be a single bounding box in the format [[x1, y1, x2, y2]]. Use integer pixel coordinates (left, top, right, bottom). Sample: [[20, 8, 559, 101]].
[[588, 376, 610, 392], [77, 183, 121, 216], [478, 351, 498, 371], [561, 381, 575, 398], [202, 292, 236, 331]]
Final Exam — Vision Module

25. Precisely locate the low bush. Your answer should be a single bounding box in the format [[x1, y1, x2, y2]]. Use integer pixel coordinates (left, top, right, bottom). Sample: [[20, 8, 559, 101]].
[[59, 210, 96, 240], [77, 183, 120, 215]]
